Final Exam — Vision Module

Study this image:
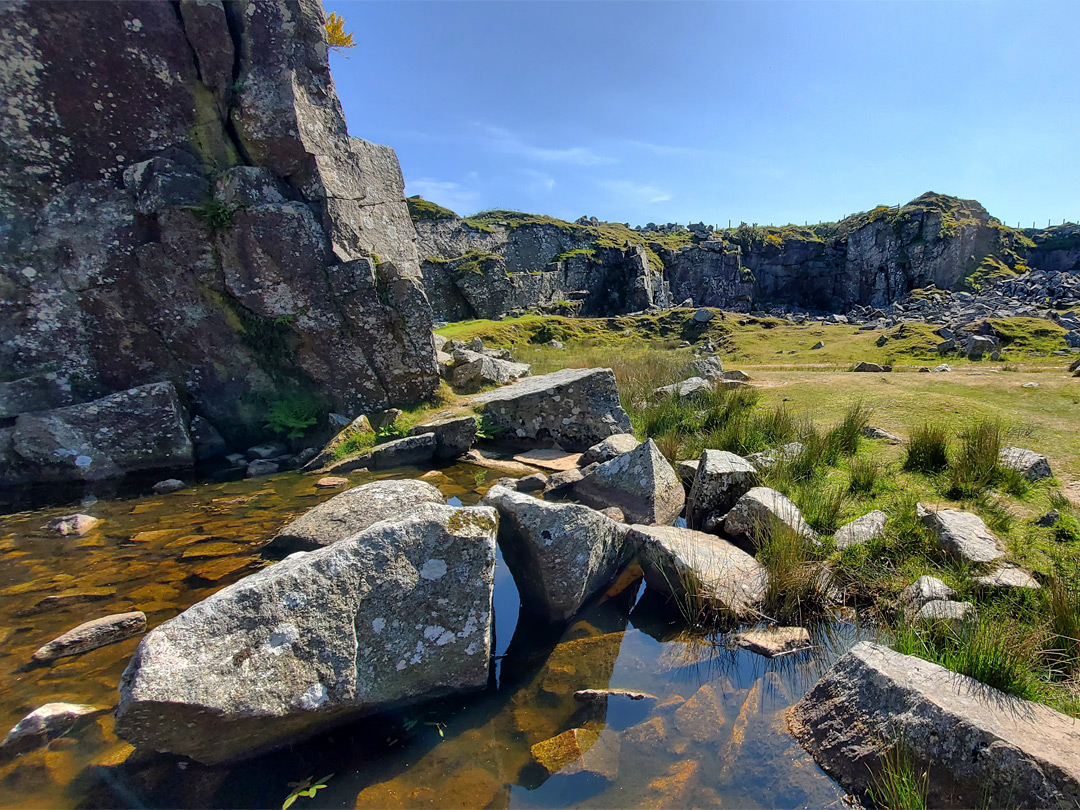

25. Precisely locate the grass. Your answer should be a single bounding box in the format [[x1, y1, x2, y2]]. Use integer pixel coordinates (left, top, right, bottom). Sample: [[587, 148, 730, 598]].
[[944, 418, 1005, 498], [849, 456, 884, 495], [756, 518, 832, 625], [868, 740, 930, 810], [903, 423, 950, 474]]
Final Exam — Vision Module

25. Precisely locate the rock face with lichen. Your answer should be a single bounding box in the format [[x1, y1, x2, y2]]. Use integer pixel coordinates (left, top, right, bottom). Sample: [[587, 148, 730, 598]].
[[0, 0, 437, 469], [115, 502, 498, 764]]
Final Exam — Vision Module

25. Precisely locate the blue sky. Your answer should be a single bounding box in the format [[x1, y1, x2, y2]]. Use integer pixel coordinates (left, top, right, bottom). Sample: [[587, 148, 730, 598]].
[[325, 1, 1078, 229]]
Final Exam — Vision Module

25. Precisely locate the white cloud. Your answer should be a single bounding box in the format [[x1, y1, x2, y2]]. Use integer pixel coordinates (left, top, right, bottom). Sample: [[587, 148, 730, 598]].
[[479, 124, 616, 166], [519, 168, 556, 193], [404, 178, 480, 215], [624, 139, 718, 159], [599, 179, 672, 204]]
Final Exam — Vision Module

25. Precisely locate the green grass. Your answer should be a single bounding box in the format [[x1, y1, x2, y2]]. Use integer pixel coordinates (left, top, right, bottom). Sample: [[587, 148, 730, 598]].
[[868, 740, 930, 810], [406, 195, 457, 222], [903, 423, 950, 474], [757, 518, 832, 625]]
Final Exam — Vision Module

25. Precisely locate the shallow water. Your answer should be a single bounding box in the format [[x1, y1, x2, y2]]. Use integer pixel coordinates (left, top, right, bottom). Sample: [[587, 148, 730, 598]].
[[0, 464, 868, 809]]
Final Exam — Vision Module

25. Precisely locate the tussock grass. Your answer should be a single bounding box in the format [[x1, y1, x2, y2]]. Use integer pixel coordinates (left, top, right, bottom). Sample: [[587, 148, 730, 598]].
[[868, 740, 930, 810], [903, 423, 950, 474], [1046, 578, 1080, 677], [757, 518, 832, 624], [849, 456, 884, 495], [796, 481, 849, 534], [945, 418, 1005, 499], [829, 401, 873, 457]]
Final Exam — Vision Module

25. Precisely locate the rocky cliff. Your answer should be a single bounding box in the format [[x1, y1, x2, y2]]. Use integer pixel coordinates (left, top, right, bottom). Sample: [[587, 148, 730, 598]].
[[0, 0, 437, 452], [414, 192, 1073, 319]]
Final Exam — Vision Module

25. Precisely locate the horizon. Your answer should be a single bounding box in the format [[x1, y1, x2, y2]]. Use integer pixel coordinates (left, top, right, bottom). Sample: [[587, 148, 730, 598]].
[[326, 0, 1078, 230]]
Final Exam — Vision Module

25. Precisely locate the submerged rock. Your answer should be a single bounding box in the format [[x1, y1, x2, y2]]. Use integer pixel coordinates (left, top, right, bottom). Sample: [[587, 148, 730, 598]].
[[736, 626, 811, 658], [116, 503, 498, 764], [628, 524, 766, 618], [472, 368, 632, 451], [482, 485, 630, 623], [530, 727, 620, 784], [45, 513, 102, 536], [265, 479, 444, 555], [686, 450, 758, 530], [574, 439, 685, 525], [152, 478, 185, 495], [789, 642, 1080, 808], [919, 505, 1005, 564], [1, 703, 107, 759], [32, 611, 146, 663]]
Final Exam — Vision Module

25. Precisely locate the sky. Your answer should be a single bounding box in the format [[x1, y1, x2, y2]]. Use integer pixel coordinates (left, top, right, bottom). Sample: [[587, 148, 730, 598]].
[[325, 1, 1079, 229]]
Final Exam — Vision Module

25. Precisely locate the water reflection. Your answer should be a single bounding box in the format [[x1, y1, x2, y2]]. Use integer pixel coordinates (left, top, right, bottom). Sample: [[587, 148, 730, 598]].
[[0, 464, 869, 809]]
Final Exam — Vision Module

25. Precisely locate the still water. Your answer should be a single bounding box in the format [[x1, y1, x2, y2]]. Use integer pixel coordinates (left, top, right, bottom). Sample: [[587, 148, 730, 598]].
[[0, 464, 867, 809]]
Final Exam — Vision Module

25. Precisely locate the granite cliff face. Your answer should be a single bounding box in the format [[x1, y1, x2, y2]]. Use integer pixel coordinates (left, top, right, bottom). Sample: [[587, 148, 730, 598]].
[[0, 0, 437, 453], [414, 193, 1071, 319]]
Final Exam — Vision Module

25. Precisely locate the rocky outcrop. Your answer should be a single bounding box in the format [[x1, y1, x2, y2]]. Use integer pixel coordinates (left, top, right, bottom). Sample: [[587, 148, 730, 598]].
[[482, 485, 630, 623], [789, 642, 1080, 808], [0, 0, 437, 471], [116, 502, 498, 764], [264, 479, 444, 556], [0, 382, 193, 486], [472, 368, 632, 451]]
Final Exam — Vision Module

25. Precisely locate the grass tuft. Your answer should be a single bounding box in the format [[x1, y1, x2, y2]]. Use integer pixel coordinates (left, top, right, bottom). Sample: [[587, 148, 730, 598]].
[[903, 423, 950, 474], [867, 739, 930, 810], [757, 518, 831, 624]]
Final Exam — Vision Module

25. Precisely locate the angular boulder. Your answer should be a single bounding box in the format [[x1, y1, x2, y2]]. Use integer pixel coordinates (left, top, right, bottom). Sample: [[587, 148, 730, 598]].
[[481, 485, 630, 623], [789, 642, 1080, 808], [574, 439, 685, 525], [408, 416, 478, 460], [6, 382, 193, 484], [303, 416, 374, 471], [32, 611, 146, 663], [999, 446, 1053, 481], [652, 377, 712, 400], [627, 524, 766, 618], [116, 503, 498, 764], [899, 575, 956, 619], [723, 487, 816, 543], [920, 506, 1005, 564], [580, 434, 640, 467], [369, 433, 436, 470], [264, 479, 445, 556], [851, 362, 885, 372], [472, 368, 632, 451], [687, 450, 758, 530], [451, 351, 531, 393], [686, 356, 724, 380], [834, 510, 888, 550]]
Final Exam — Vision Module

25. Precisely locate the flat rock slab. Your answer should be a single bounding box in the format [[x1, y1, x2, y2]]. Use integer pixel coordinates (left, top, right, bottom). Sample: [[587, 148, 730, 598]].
[[369, 433, 436, 470], [736, 626, 811, 658], [920, 506, 1005, 564], [116, 503, 498, 764], [463, 448, 542, 476], [472, 368, 632, 452], [834, 510, 887, 550], [628, 524, 766, 618], [264, 480, 444, 556], [789, 642, 1080, 808], [315, 476, 348, 488], [32, 611, 146, 663], [512, 448, 583, 472], [482, 485, 630, 623], [974, 563, 1040, 591]]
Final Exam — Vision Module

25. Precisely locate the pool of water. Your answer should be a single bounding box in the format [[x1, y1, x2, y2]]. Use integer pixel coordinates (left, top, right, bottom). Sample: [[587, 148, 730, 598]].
[[0, 464, 869, 809]]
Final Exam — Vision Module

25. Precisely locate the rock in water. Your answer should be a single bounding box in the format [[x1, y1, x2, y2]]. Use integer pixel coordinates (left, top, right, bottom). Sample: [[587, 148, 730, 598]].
[[686, 450, 758, 530], [789, 642, 1080, 808], [115, 503, 498, 764], [5, 382, 193, 484], [736, 626, 811, 657], [482, 485, 630, 623], [45, 513, 102, 536], [919, 505, 1005, 564], [472, 368, 632, 451], [264, 480, 444, 555], [722, 486, 816, 543], [627, 524, 766, 618], [1, 703, 107, 759], [32, 611, 147, 663], [998, 446, 1053, 481], [408, 416, 478, 459], [574, 439, 685, 525], [369, 433, 436, 469]]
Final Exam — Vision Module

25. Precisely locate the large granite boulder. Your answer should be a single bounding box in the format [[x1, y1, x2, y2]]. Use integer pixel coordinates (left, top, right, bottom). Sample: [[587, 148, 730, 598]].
[[685, 356, 724, 380], [789, 642, 1080, 808], [450, 350, 530, 393], [115, 503, 498, 764], [722, 487, 816, 543], [264, 479, 445, 556], [1, 382, 193, 486], [0, 0, 438, 465], [573, 439, 685, 525], [472, 368, 632, 451], [481, 485, 630, 623], [919, 505, 1005, 564], [686, 450, 758, 531], [627, 525, 766, 618]]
